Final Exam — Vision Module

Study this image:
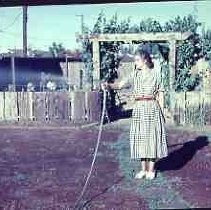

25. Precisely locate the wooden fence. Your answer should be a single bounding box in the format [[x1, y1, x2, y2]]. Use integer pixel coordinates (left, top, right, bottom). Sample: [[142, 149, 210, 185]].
[[3, 90, 211, 126], [0, 91, 102, 123], [173, 91, 211, 126]]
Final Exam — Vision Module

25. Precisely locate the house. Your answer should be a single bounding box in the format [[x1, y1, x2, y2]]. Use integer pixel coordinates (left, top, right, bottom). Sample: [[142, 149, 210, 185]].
[[0, 56, 82, 91]]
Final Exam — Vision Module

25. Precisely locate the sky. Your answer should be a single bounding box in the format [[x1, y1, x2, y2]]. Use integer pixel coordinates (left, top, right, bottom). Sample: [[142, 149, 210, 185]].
[[0, 0, 211, 53]]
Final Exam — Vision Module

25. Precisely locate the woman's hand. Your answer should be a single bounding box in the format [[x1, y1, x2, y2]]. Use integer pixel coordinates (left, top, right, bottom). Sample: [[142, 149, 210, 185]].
[[128, 93, 135, 102], [101, 81, 110, 90], [101, 82, 121, 90], [153, 88, 160, 101], [155, 91, 159, 101]]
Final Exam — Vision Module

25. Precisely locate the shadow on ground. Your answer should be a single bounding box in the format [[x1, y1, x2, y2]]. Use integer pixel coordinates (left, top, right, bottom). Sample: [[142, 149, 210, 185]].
[[156, 136, 209, 172], [105, 106, 132, 123]]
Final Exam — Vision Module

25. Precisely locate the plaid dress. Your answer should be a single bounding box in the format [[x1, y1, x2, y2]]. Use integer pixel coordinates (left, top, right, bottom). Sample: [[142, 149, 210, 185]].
[[120, 67, 168, 160]]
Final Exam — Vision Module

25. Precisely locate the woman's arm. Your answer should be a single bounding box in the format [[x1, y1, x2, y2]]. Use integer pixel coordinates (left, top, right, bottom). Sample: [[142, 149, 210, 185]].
[[107, 80, 132, 90], [107, 81, 123, 90], [104, 76, 132, 90], [102, 69, 134, 90]]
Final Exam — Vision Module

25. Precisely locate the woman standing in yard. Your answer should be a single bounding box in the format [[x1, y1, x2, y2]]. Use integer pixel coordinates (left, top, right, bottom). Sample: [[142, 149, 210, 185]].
[[102, 48, 168, 180]]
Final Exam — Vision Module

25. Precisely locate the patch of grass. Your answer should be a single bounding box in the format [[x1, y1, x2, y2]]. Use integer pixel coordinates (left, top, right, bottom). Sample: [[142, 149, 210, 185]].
[[104, 125, 191, 210]]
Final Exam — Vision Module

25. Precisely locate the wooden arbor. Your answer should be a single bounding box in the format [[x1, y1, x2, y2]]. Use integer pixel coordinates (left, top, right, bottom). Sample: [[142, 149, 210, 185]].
[[88, 32, 192, 120], [89, 32, 192, 90]]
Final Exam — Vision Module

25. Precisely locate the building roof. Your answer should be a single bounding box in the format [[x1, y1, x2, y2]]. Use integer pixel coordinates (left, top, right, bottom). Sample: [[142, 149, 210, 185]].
[[0, 55, 82, 62]]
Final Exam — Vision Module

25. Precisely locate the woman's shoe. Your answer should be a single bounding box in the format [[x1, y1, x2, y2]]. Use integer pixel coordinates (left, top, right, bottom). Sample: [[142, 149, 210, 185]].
[[146, 171, 156, 180], [134, 170, 147, 179]]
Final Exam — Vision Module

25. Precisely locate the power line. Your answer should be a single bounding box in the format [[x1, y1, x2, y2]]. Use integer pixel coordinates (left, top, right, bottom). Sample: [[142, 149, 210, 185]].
[[0, 28, 79, 52], [0, 30, 73, 43], [0, 12, 22, 32], [0, 13, 77, 43], [0, 30, 21, 37]]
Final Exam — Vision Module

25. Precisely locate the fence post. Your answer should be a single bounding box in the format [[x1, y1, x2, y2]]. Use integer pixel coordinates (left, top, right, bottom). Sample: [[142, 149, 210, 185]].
[[0, 92, 4, 121], [85, 90, 101, 123], [71, 90, 86, 122], [183, 91, 186, 125]]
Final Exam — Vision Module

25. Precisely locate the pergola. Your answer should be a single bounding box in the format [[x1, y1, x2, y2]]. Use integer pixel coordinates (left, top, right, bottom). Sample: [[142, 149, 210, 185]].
[[88, 32, 192, 91]]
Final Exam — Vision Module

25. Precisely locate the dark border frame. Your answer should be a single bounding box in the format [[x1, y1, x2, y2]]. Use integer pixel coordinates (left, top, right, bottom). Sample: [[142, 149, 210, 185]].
[[0, 0, 197, 7]]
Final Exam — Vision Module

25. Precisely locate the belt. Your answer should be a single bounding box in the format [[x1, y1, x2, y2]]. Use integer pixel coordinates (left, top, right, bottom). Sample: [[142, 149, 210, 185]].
[[134, 96, 155, 101]]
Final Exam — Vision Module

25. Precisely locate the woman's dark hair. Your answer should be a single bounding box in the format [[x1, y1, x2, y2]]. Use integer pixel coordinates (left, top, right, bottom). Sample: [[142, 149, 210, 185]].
[[135, 48, 154, 69]]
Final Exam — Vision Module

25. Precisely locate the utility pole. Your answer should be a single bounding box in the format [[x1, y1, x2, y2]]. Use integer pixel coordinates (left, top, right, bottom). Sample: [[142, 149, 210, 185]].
[[23, 6, 28, 57], [76, 14, 87, 90], [11, 55, 16, 91], [76, 14, 84, 35], [193, 1, 198, 21]]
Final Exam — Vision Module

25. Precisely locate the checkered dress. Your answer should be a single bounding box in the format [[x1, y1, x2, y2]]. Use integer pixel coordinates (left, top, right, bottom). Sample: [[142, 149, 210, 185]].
[[121, 67, 168, 161]]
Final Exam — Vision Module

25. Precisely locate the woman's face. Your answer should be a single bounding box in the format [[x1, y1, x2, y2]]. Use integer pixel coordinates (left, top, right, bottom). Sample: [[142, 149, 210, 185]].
[[134, 55, 145, 70]]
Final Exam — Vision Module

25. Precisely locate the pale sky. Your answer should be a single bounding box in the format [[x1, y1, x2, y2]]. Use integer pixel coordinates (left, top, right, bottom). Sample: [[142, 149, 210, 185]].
[[0, 0, 210, 53]]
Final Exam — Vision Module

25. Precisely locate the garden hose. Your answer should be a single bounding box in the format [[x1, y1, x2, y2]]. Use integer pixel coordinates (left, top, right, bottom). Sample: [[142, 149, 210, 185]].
[[73, 87, 107, 210]]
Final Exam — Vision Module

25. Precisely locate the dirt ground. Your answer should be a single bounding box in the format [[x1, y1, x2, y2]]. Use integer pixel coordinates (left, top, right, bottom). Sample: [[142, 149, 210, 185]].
[[0, 119, 210, 209]]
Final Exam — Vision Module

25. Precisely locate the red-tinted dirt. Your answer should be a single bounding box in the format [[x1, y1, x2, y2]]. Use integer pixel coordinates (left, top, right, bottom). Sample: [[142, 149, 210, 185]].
[[0, 120, 210, 209], [0, 126, 147, 209], [156, 128, 211, 208]]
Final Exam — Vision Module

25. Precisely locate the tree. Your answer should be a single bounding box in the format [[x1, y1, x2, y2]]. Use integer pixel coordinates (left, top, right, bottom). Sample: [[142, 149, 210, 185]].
[[49, 42, 66, 57], [76, 11, 211, 121], [174, 18, 203, 91], [79, 12, 209, 93], [91, 13, 205, 91], [202, 29, 211, 60]]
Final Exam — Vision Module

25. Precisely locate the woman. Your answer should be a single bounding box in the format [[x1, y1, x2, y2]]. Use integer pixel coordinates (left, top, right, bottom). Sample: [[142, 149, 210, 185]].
[[102, 48, 168, 180]]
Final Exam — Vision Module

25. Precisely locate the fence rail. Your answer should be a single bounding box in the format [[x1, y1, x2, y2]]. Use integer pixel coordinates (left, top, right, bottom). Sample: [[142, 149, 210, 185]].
[[0, 91, 102, 123], [2, 90, 210, 126]]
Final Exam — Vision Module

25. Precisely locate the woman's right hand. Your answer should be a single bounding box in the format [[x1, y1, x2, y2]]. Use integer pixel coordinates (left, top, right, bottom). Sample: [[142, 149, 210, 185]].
[[101, 81, 122, 90], [101, 81, 110, 90]]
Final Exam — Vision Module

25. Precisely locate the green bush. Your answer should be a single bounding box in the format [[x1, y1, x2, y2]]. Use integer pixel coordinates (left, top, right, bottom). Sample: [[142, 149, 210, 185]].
[[78, 12, 210, 92]]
